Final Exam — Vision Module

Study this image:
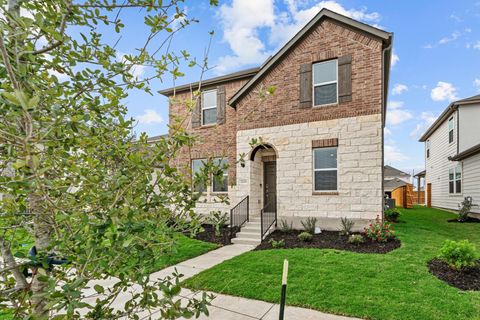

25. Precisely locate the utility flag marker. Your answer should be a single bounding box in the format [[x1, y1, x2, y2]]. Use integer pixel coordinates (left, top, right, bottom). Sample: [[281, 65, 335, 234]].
[[279, 259, 288, 320]]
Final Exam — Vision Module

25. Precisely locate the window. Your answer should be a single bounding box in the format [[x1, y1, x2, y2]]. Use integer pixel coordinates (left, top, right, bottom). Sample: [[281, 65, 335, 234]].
[[448, 116, 454, 144], [313, 60, 338, 106], [313, 147, 338, 191], [191, 157, 229, 194], [426, 140, 430, 158], [212, 158, 228, 193], [449, 165, 462, 194], [202, 90, 217, 125], [192, 159, 207, 193]]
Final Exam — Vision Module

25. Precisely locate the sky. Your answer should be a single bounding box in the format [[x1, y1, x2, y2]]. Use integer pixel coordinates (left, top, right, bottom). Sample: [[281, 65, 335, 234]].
[[111, 0, 480, 176]]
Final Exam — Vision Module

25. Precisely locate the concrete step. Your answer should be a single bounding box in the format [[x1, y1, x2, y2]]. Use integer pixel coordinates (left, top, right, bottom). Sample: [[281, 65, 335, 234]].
[[237, 231, 261, 238], [241, 226, 261, 233], [231, 238, 261, 245], [236, 234, 261, 242]]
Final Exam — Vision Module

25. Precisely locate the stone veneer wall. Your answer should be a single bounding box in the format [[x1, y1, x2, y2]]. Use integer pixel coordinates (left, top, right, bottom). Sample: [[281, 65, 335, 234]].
[[236, 114, 383, 230]]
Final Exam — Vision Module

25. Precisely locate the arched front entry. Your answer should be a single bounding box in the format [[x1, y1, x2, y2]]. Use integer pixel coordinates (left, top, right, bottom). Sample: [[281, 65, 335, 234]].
[[249, 144, 278, 214]]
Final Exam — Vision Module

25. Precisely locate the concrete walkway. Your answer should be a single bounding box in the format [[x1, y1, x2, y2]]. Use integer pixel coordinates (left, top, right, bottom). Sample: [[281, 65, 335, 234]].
[[84, 244, 359, 319]]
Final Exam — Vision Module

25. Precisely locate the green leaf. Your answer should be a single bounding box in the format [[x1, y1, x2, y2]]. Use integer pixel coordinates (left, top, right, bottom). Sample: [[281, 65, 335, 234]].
[[93, 284, 104, 294]]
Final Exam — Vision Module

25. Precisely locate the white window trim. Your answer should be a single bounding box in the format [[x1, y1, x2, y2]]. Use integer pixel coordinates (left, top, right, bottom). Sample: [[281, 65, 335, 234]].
[[448, 116, 455, 145], [313, 147, 338, 192], [448, 165, 462, 195], [201, 89, 217, 126], [312, 59, 338, 107]]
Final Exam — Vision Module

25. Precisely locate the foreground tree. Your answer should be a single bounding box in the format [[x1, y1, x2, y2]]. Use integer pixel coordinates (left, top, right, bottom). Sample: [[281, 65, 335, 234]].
[[0, 0, 219, 318]]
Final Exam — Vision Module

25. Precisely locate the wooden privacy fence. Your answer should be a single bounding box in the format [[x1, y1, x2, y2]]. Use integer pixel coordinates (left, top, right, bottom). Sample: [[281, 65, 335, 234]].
[[391, 184, 414, 209], [412, 191, 425, 205]]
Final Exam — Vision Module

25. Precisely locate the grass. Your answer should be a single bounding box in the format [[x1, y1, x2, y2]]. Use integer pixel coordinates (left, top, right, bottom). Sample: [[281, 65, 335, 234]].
[[184, 207, 480, 320], [148, 234, 218, 272]]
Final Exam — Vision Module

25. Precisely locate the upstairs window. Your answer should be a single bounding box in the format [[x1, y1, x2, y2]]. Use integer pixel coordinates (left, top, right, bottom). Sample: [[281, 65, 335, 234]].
[[449, 165, 462, 194], [313, 60, 338, 106], [426, 140, 430, 158], [202, 90, 217, 125], [448, 116, 454, 144], [313, 147, 338, 191], [212, 158, 228, 193]]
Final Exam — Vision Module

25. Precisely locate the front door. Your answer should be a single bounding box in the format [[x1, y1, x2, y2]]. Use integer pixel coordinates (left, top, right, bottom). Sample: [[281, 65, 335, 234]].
[[263, 161, 276, 212]]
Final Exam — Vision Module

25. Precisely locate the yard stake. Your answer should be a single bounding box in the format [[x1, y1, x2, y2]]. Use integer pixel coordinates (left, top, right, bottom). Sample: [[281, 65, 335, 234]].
[[279, 259, 288, 320]]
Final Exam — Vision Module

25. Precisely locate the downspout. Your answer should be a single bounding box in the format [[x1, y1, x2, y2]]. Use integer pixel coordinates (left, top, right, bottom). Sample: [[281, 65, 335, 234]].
[[381, 36, 393, 220]]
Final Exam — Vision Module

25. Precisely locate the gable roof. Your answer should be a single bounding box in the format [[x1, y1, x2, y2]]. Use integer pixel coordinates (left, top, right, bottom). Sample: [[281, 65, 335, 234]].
[[419, 94, 480, 142], [384, 165, 411, 178], [229, 8, 393, 107], [158, 67, 260, 96], [384, 178, 408, 192]]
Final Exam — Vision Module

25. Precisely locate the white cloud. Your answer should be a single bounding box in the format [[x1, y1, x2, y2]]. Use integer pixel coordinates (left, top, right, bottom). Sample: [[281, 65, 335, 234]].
[[215, 0, 381, 74], [474, 78, 480, 92], [410, 112, 438, 139], [136, 109, 163, 125], [473, 41, 480, 50], [439, 31, 461, 44], [386, 100, 413, 126], [116, 52, 146, 79], [385, 143, 408, 163], [391, 50, 399, 67], [430, 81, 459, 102], [392, 83, 408, 95], [384, 127, 392, 136]]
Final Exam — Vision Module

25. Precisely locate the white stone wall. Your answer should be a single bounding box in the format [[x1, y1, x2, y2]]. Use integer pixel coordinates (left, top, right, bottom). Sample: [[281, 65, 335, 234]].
[[236, 114, 383, 230]]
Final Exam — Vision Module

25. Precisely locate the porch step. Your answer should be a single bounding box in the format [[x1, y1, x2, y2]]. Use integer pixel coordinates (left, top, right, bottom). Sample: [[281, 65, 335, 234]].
[[231, 238, 260, 245], [231, 219, 262, 246]]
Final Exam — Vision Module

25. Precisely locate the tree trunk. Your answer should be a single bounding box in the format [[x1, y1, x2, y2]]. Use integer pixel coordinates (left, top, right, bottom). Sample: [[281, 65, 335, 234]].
[[0, 236, 28, 290]]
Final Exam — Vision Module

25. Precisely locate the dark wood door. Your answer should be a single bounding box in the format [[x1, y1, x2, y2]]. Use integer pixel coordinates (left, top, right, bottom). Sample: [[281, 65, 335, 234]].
[[263, 161, 276, 212]]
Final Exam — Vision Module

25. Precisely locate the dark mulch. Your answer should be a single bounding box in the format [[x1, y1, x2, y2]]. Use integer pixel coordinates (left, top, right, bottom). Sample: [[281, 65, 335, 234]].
[[447, 216, 480, 223], [255, 230, 401, 254], [428, 259, 480, 291], [194, 224, 240, 245]]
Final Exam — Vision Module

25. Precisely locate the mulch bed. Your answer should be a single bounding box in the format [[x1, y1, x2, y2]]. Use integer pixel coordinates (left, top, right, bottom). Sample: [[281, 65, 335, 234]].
[[428, 259, 480, 291], [447, 216, 480, 223], [194, 224, 240, 245], [255, 230, 401, 254]]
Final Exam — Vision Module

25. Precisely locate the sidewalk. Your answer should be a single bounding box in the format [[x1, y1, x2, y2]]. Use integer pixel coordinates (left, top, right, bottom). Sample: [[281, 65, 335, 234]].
[[86, 244, 360, 320]]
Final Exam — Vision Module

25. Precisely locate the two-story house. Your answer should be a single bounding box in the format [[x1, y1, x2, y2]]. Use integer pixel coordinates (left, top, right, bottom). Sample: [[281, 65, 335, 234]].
[[160, 9, 393, 243], [420, 94, 480, 214]]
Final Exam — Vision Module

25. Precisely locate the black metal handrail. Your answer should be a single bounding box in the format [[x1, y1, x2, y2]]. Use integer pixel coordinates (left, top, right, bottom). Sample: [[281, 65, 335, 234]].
[[230, 196, 249, 229], [260, 200, 277, 241]]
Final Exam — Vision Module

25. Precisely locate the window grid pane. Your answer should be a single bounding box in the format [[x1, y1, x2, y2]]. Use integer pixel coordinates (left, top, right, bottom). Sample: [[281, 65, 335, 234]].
[[313, 60, 337, 84], [314, 84, 337, 106], [314, 147, 337, 169], [314, 147, 338, 191], [203, 108, 217, 125], [314, 170, 337, 191]]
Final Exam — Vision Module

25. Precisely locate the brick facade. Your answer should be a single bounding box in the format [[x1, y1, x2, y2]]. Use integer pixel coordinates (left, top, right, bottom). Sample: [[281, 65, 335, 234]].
[[166, 16, 386, 226]]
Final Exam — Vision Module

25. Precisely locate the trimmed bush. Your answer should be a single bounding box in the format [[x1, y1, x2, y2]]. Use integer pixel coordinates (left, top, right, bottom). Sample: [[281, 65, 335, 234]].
[[385, 208, 401, 222], [298, 232, 313, 242], [268, 239, 285, 249], [279, 219, 293, 233], [348, 234, 365, 244], [364, 217, 396, 242], [439, 240, 478, 270]]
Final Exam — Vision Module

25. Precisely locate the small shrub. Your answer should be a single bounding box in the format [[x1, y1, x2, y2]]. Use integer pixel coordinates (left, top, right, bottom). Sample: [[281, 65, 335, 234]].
[[340, 217, 354, 235], [298, 232, 313, 242], [268, 238, 285, 249], [457, 196, 478, 222], [301, 217, 317, 234], [207, 211, 229, 236], [439, 239, 478, 270], [347, 234, 365, 245], [384, 208, 401, 222], [279, 219, 293, 233], [364, 217, 396, 242]]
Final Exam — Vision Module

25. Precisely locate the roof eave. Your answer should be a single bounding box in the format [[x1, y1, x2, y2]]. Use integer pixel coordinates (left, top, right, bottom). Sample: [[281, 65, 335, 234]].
[[158, 67, 260, 97], [449, 143, 480, 161]]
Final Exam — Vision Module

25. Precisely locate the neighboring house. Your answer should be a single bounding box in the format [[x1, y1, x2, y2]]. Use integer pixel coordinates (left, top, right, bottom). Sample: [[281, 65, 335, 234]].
[[420, 94, 480, 214], [160, 9, 393, 242], [384, 165, 411, 198]]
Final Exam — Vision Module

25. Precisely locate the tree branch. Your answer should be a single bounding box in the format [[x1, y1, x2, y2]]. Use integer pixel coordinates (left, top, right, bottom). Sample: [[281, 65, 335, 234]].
[[0, 33, 20, 89]]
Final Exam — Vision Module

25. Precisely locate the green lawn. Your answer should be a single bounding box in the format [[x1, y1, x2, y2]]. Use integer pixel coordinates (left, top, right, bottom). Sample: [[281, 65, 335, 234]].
[[184, 207, 480, 320]]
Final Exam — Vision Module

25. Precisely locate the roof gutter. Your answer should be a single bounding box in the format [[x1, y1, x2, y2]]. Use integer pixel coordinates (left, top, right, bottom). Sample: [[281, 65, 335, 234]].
[[382, 34, 393, 128]]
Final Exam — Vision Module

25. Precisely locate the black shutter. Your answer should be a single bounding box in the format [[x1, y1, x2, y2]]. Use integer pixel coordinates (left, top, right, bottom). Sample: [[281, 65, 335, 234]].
[[192, 92, 202, 128], [299, 63, 312, 108], [338, 55, 352, 103], [217, 85, 226, 125]]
